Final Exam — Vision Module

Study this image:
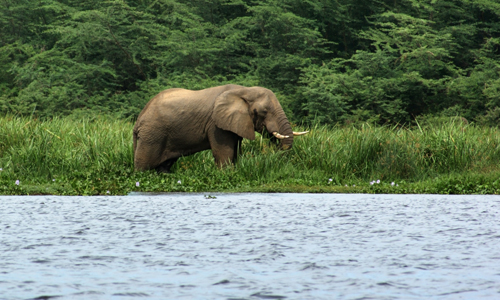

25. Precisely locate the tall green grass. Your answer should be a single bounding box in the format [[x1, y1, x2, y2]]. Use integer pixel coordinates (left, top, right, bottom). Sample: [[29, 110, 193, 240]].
[[1, 115, 500, 195], [0, 115, 132, 175]]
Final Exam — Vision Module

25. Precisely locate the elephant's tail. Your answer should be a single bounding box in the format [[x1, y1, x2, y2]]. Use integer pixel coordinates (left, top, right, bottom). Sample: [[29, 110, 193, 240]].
[[133, 130, 138, 157]]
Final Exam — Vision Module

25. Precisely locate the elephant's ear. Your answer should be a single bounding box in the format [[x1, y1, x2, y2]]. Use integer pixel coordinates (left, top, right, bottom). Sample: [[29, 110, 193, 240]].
[[213, 90, 255, 140]]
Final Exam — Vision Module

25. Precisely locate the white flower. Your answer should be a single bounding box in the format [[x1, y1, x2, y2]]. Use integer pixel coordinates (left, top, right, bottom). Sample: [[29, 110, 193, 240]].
[[15, 180, 20, 185], [391, 182, 395, 186], [353, 185, 356, 187], [370, 181, 374, 185], [345, 184, 348, 187], [52, 179, 55, 182], [177, 180, 182, 184], [0, 168, 2, 171], [376, 179, 380, 184], [328, 178, 333, 182], [106, 190, 110, 194], [136, 181, 140, 187]]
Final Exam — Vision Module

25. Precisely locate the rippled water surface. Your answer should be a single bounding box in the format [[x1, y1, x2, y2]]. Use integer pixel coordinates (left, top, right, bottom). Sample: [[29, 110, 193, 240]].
[[1, 193, 500, 299]]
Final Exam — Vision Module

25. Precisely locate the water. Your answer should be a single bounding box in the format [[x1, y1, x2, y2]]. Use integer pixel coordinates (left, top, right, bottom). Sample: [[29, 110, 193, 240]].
[[1, 193, 499, 300]]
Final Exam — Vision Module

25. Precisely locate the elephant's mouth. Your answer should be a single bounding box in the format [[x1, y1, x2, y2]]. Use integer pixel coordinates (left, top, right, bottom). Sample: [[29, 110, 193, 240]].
[[255, 119, 265, 133]]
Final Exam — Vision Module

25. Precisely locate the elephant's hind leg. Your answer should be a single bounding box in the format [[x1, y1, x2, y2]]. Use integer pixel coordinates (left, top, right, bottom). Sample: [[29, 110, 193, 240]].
[[134, 138, 164, 171], [156, 157, 179, 173]]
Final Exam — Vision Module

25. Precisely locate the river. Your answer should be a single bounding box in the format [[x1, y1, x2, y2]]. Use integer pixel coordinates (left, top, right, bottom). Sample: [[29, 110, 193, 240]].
[[1, 193, 499, 299]]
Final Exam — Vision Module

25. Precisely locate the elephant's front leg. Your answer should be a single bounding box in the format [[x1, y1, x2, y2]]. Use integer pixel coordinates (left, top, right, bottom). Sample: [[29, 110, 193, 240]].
[[209, 127, 243, 167]]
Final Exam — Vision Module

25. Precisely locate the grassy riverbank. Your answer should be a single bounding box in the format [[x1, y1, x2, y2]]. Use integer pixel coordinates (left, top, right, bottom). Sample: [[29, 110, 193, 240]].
[[1, 115, 500, 195]]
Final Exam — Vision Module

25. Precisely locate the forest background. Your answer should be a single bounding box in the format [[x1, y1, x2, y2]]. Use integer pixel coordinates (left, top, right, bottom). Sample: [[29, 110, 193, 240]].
[[1, 0, 500, 126]]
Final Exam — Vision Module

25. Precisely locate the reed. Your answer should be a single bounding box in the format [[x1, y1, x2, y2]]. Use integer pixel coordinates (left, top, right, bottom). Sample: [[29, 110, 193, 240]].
[[1, 115, 499, 195]]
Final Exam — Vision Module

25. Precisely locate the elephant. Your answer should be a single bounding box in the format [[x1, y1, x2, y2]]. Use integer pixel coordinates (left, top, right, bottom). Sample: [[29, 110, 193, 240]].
[[133, 84, 307, 172]]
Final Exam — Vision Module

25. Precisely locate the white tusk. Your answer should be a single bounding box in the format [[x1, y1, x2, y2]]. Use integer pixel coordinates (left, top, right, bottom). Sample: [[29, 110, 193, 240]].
[[272, 132, 289, 139], [293, 131, 309, 136]]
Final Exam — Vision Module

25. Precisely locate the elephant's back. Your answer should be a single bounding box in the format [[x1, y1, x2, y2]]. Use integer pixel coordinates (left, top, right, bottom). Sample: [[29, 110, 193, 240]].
[[151, 89, 212, 115], [135, 84, 244, 128], [141, 85, 243, 116], [157, 84, 243, 105]]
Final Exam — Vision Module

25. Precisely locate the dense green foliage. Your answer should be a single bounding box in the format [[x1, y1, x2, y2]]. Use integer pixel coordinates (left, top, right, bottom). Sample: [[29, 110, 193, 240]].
[[1, 0, 499, 124], [1, 115, 500, 195]]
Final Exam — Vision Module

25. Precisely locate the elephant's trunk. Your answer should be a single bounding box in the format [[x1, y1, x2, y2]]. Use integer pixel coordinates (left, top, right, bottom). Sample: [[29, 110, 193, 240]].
[[273, 110, 294, 150]]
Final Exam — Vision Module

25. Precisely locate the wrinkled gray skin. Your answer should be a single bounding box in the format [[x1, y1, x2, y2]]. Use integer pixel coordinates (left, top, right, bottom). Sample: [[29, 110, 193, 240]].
[[133, 85, 294, 172]]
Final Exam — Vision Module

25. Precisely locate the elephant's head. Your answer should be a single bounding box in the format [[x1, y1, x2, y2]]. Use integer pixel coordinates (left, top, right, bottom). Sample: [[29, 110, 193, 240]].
[[213, 86, 307, 149]]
